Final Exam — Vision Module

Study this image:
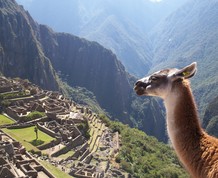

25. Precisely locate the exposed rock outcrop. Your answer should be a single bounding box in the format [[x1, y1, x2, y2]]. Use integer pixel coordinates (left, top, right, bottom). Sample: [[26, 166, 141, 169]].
[[39, 25, 131, 124], [0, 0, 58, 90]]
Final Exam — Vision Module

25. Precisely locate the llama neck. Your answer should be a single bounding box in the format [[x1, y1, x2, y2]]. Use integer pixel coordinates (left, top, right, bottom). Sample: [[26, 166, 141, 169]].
[[164, 80, 203, 160]]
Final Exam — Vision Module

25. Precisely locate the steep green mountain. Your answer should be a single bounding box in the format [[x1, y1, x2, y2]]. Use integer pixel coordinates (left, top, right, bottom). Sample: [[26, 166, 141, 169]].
[[80, 14, 153, 77], [38, 25, 167, 141], [150, 0, 218, 116], [0, 0, 59, 91], [16, 0, 188, 77], [0, 0, 167, 141], [0, 75, 187, 177], [202, 97, 218, 137], [104, 118, 188, 178], [39, 25, 132, 121]]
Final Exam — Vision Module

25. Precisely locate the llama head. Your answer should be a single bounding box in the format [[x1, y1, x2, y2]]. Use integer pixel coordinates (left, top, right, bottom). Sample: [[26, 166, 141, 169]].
[[134, 62, 197, 99]]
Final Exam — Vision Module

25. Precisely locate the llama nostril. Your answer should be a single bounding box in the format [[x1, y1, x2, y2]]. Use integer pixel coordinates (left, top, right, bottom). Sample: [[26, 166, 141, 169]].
[[135, 81, 149, 88], [135, 81, 141, 86]]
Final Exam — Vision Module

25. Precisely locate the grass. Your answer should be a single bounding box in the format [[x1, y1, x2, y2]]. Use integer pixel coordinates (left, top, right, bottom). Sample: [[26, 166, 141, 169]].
[[38, 159, 74, 178], [0, 114, 15, 125], [30, 139, 45, 146], [25, 111, 45, 120], [2, 126, 55, 151], [89, 130, 98, 150], [58, 150, 75, 159], [92, 136, 100, 153], [89, 127, 94, 137], [2, 127, 73, 177], [88, 119, 104, 151]]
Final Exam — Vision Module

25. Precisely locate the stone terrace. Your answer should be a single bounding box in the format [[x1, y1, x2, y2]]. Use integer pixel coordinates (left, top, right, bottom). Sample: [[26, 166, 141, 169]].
[[0, 77, 22, 93], [0, 131, 55, 178], [0, 76, 131, 178]]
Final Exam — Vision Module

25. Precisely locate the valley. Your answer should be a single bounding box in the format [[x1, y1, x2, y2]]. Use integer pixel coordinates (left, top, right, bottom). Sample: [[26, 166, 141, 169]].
[[0, 76, 129, 177], [16, 0, 218, 134], [0, 76, 187, 177], [1, 0, 218, 177], [0, 0, 167, 142]]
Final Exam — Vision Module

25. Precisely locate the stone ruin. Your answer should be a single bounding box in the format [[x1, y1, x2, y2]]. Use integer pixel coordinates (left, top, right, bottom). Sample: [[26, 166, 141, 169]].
[[0, 131, 55, 178], [0, 76, 131, 178]]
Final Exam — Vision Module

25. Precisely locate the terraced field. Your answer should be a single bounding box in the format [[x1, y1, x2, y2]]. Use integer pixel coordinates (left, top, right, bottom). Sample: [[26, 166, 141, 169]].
[[0, 114, 15, 125], [2, 126, 55, 151]]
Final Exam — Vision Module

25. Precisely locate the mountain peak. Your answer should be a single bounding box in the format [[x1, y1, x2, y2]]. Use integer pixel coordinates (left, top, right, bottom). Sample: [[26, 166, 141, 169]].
[[0, 0, 58, 90]]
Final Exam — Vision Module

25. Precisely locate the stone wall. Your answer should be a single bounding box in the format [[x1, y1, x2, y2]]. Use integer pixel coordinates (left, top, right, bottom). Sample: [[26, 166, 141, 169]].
[[79, 149, 90, 161], [7, 123, 34, 129], [37, 137, 61, 150], [51, 135, 85, 157], [33, 93, 46, 100], [67, 135, 85, 149], [0, 86, 12, 93], [51, 145, 70, 157], [83, 154, 93, 164], [37, 123, 59, 138], [9, 96, 35, 103], [5, 107, 19, 120]]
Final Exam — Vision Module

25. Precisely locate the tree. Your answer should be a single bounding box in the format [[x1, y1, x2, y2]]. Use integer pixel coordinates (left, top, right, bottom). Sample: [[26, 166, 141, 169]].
[[34, 126, 38, 140]]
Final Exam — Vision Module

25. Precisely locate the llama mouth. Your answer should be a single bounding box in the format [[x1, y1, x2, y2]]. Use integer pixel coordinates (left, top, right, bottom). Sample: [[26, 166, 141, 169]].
[[134, 86, 146, 96], [134, 81, 150, 96], [135, 89, 145, 96]]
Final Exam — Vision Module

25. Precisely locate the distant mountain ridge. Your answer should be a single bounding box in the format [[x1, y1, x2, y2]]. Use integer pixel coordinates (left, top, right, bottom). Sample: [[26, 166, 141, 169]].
[[13, 0, 218, 139], [150, 0, 218, 117], [147, 0, 218, 138], [16, 0, 188, 77], [0, 0, 167, 141]]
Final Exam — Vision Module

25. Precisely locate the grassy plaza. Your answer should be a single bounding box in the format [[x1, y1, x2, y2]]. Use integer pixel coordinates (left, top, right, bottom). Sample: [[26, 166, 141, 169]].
[[2, 126, 55, 151], [0, 114, 15, 125]]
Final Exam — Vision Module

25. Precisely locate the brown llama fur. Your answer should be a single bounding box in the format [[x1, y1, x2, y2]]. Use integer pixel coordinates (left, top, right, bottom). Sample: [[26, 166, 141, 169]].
[[134, 63, 218, 178], [166, 80, 218, 178]]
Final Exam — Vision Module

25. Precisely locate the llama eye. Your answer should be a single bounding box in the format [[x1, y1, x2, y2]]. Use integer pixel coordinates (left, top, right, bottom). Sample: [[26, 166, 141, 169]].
[[150, 76, 159, 81]]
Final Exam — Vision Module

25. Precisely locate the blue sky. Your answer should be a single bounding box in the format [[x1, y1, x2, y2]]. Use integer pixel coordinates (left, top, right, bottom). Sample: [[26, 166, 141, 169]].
[[150, 0, 163, 2], [17, 0, 163, 4]]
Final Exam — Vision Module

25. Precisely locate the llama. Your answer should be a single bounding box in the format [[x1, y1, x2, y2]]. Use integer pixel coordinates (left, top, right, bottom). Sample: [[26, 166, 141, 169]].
[[134, 62, 218, 178]]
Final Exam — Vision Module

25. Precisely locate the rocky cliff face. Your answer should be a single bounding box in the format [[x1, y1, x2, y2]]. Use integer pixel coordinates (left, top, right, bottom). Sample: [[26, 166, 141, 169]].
[[0, 0, 58, 91], [38, 26, 167, 141], [39, 25, 132, 123], [0, 0, 166, 142]]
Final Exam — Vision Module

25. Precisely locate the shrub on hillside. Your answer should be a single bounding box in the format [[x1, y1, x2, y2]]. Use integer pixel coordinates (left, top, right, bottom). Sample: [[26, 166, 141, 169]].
[[22, 111, 45, 122], [77, 120, 90, 139]]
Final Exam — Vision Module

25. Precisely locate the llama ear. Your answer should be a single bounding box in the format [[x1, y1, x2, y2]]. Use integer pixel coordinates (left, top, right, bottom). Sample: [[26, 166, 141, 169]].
[[172, 62, 197, 80]]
